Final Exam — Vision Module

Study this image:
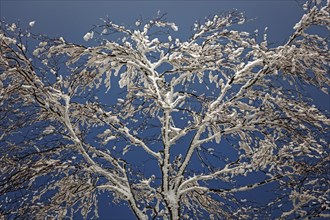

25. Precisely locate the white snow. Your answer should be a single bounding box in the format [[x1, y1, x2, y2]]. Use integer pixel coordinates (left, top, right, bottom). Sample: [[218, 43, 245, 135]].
[[83, 31, 94, 41], [29, 21, 36, 27]]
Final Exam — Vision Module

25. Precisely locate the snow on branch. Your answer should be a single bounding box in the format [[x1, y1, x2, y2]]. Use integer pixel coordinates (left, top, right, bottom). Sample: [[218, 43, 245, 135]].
[[1, 2, 329, 219]]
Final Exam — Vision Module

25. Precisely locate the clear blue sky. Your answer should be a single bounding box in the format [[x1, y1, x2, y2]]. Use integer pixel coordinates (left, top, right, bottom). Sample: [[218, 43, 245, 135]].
[[1, 0, 306, 44], [1, 0, 328, 219]]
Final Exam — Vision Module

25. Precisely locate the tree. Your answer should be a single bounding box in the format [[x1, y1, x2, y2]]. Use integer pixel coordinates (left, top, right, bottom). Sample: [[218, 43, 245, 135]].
[[0, 1, 329, 219]]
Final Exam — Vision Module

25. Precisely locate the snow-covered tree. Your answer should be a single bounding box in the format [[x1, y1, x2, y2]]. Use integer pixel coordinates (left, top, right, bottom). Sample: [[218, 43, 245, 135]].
[[1, 1, 329, 219]]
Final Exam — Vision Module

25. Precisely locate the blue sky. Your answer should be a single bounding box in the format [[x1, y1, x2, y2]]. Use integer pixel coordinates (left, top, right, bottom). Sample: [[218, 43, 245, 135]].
[[1, 0, 328, 219], [1, 0, 306, 44]]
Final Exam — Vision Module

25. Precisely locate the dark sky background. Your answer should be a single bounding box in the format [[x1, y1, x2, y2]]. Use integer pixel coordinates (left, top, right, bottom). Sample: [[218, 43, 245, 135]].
[[1, 0, 329, 219]]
